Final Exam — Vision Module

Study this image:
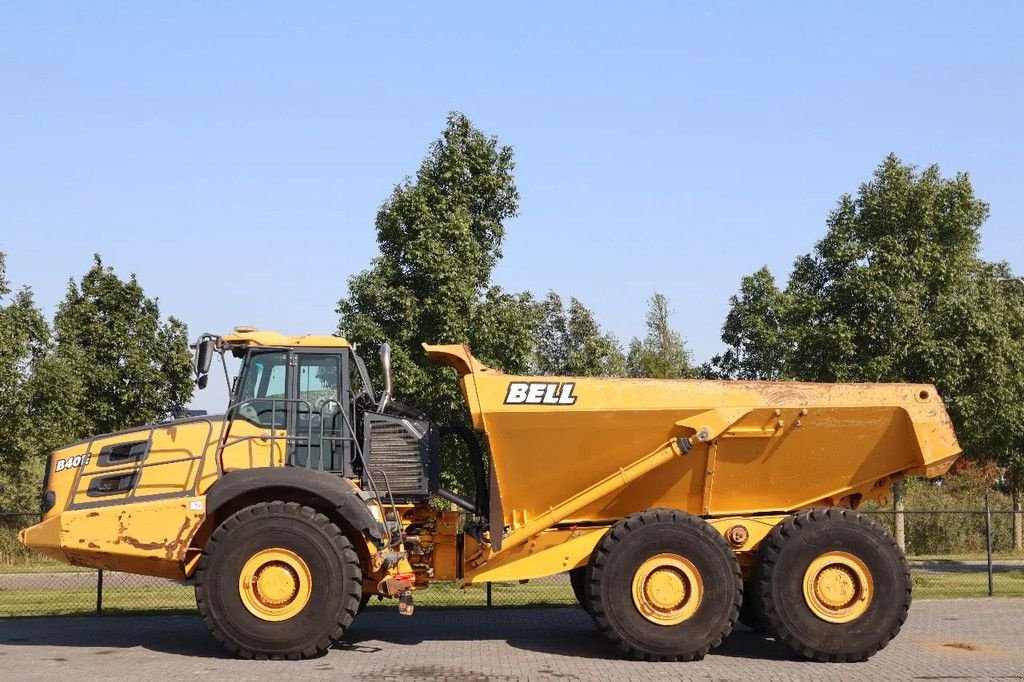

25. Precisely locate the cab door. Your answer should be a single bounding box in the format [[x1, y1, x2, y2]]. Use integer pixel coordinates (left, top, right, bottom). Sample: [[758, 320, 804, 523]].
[[288, 351, 346, 471]]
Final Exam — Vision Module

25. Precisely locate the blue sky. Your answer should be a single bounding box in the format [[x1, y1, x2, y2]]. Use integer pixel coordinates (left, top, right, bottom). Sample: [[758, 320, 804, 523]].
[[1, 3, 1022, 412]]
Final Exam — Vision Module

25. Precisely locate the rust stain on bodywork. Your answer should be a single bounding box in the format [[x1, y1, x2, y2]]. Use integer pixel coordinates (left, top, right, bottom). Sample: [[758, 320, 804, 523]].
[[121, 536, 165, 551], [165, 517, 196, 560]]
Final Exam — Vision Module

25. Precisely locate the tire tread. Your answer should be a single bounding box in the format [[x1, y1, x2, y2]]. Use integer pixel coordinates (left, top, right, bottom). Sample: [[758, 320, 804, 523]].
[[585, 508, 742, 662], [756, 506, 911, 662], [194, 500, 361, 660]]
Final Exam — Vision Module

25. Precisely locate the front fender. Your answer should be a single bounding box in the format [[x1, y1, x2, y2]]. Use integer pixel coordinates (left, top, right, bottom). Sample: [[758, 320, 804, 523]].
[[205, 467, 385, 543]]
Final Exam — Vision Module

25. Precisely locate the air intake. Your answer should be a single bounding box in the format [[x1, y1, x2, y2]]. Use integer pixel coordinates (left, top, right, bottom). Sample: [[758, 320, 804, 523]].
[[362, 413, 435, 502]]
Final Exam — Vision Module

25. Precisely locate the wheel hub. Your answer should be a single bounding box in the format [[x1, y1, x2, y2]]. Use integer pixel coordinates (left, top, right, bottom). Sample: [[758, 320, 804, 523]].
[[631, 553, 703, 626], [253, 562, 299, 606], [802, 551, 873, 623], [238, 548, 312, 621]]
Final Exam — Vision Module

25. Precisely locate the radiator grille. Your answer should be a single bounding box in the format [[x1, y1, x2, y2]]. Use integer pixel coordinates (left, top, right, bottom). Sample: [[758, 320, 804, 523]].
[[363, 414, 429, 500]]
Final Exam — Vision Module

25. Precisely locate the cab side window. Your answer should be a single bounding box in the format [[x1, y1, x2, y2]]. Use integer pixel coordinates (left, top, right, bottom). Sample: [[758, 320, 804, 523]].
[[298, 355, 340, 409], [295, 354, 343, 470]]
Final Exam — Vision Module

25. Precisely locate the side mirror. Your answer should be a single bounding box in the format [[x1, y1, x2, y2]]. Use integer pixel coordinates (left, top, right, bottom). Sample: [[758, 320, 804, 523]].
[[196, 338, 215, 375], [194, 337, 215, 389], [377, 343, 393, 412]]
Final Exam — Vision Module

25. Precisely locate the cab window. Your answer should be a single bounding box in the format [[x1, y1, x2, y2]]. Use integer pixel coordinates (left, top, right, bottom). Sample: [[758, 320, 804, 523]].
[[298, 355, 340, 409], [236, 352, 288, 427], [294, 354, 344, 470]]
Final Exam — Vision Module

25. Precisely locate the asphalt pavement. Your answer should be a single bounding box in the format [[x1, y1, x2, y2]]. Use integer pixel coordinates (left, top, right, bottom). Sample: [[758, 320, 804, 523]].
[[1, 598, 1022, 680]]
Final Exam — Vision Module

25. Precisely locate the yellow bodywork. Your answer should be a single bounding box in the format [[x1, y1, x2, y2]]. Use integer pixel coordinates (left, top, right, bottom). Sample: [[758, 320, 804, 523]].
[[19, 416, 287, 579], [219, 329, 351, 349], [422, 343, 960, 583], [20, 335, 961, 596]]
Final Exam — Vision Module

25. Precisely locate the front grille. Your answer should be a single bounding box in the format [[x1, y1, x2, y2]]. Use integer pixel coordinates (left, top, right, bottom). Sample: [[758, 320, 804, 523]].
[[363, 414, 431, 501]]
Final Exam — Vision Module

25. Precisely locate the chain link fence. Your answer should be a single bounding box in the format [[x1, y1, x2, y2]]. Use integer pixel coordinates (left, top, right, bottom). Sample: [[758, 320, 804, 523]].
[[2, 508, 1021, 617]]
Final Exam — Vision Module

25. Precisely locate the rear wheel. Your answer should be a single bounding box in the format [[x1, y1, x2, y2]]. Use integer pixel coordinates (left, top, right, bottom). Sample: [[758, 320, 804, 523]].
[[569, 566, 588, 610], [194, 501, 362, 659], [757, 507, 911, 662], [584, 509, 741, 661]]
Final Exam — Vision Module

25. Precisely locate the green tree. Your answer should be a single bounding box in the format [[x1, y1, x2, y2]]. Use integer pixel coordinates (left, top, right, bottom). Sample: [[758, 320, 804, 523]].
[[717, 155, 998, 413], [783, 155, 990, 390], [962, 270, 1024, 549], [533, 291, 625, 376], [706, 268, 790, 380], [53, 255, 193, 436], [626, 292, 696, 379], [713, 155, 1019, 548], [337, 112, 536, 491], [0, 253, 82, 510]]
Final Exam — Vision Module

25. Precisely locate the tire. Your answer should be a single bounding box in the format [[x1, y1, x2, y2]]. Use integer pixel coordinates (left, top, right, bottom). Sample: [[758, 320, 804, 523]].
[[358, 592, 372, 613], [194, 501, 362, 660], [569, 566, 588, 611], [737, 577, 766, 633], [584, 509, 742, 661], [757, 507, 911, 662]]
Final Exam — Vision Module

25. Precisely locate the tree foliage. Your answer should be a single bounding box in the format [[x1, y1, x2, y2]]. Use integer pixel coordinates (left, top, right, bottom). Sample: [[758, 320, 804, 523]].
[[0, 253, 193, 509], [626, 293, 696, 379], [533, 292, 625, 376], [337, 112, 535, 429], [53, 255, 193, 436], [706, 268, 790, 380], [712, 155, 1024, 482], [0, 255, 83, 509]]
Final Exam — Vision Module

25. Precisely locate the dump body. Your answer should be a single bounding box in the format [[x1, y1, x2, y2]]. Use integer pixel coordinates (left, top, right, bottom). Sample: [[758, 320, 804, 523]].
[[425, 344, 960, 557]]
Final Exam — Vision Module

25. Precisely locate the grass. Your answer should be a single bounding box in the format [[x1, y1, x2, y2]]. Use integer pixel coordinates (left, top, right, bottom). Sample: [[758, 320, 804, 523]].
[[4, 571, 1022, 620], [908, 551, 1024, 562], [0, 580, 576, 618], [0, 585, 196, 617], [912, 570, 1024, 599]]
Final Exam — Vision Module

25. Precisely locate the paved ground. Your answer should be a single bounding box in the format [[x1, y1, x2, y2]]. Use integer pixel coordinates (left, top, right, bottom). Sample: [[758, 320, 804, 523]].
[[1, 599, 1021, 680]]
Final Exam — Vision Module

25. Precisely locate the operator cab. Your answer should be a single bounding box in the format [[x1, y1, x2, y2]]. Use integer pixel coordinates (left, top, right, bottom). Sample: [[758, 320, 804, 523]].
[[193, 328, 440, 504]]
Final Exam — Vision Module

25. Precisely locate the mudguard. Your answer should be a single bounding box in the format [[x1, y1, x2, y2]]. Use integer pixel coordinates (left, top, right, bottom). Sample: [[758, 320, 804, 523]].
[[205, 467, 384, 543]]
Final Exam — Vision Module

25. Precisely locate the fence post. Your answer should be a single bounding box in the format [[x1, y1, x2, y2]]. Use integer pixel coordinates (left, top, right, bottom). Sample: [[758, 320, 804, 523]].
[[1014, 488, 1023, 552], [984, 489, 994, 597], [892, 481, 906, 552], [486, 582, 492, 607], [96, 569, 104, 614]]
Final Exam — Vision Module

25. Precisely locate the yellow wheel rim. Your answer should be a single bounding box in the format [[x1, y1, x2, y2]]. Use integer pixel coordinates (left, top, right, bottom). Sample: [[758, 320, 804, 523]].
[[802, 550, 873, 623], [238, 547, 312, 622], [631, 553, 703, 626]]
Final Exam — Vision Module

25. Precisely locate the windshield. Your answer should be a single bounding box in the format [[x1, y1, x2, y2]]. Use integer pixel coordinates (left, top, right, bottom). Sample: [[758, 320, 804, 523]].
[[235, 351, 288, 427]]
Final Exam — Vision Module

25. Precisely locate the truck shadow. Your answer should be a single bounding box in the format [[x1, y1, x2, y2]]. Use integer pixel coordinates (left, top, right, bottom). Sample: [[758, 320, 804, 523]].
[[0, 613, 225, 659], [0, 608, 796, 662], [347, 607, 796, 661]]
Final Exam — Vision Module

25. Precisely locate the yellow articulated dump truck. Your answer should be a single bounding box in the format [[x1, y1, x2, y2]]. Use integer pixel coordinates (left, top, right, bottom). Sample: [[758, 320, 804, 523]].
[[20, 328, 960, 662]]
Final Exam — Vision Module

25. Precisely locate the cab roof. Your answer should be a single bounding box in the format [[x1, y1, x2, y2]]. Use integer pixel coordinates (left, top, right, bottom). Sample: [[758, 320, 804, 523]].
[[220, 328, 351, 349]]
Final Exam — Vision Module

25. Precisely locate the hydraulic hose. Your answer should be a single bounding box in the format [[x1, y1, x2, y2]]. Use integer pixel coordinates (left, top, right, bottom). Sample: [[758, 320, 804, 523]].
[[439, 423, 489, 517]]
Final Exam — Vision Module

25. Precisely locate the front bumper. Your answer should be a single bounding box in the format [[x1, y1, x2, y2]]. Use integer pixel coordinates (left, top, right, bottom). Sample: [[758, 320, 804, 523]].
[[18, 515, 67, 564]]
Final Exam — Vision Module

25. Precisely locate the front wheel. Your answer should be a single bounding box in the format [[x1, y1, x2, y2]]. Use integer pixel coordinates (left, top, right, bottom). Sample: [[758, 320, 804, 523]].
[[194, 501, 362, 659]]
